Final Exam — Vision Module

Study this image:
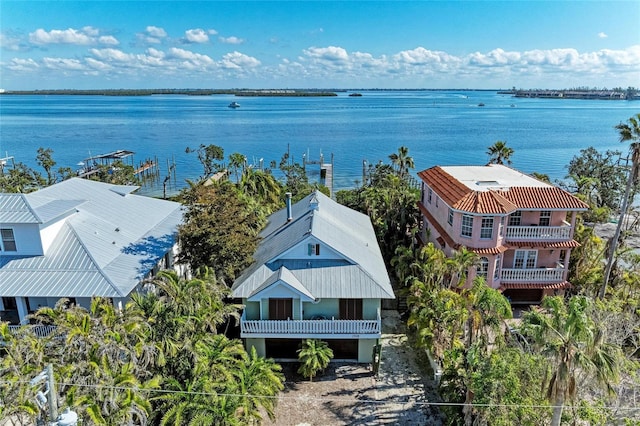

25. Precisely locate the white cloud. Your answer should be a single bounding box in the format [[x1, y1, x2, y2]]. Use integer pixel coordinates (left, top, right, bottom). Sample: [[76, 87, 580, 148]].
[[85, 57, 112, 71], [219, 36, 244, 45], [598, 32, 608, 39], [185, 29, 209, 43], [146, 26, 167, 38], [304, 46, 349, 63], [98, 35, 119, 46], [29, 28, 94, 45], [90, 48, 135, 62], [208, 29, 219, 36], [6, 58, 39, 71], [28, 27, 118, 47], [42, 57, 85, 70], [221, 51, 261, 69], [167, 47, 215, 68], [0, 33, 22, 51]]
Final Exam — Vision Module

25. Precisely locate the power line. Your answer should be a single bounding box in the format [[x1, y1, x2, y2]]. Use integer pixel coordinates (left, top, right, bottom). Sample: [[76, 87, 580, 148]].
[[4, 379, 639, 411]]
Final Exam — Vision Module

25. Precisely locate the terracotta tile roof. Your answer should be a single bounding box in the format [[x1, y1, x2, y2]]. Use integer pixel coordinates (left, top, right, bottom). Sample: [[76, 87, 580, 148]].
[[471, 246, 509, 255], [499, 281, 571, 290], [454, 190, 518, 214], [503, 187, 589, 210], [508, 240, 581, 249], [417, 166, 589, 213], [418, 202, 507, 254], [418, 167, 469, 208]]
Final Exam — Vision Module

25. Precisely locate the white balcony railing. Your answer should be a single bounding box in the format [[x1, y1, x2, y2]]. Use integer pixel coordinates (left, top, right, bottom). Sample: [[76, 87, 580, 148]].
[[501, 268, 565, 282], [505, 225, 571, 241], [7, 325, 57, 338], [240, 312, 381, 338]]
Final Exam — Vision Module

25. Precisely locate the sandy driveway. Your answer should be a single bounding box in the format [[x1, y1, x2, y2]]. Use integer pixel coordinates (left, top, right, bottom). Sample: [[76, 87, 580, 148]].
[[265, 310, 444, 426]]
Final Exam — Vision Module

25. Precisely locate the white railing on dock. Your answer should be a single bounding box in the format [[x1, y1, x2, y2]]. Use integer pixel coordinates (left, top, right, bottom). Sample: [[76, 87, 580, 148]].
[[7, 325, 57, 338], [505, 225, 571, 241], [240, 314, 381, 337], [501, 268, 565, 282]]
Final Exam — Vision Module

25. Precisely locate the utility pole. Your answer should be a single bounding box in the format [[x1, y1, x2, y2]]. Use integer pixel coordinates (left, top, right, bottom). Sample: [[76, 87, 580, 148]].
[[46, 364, 58, 423]]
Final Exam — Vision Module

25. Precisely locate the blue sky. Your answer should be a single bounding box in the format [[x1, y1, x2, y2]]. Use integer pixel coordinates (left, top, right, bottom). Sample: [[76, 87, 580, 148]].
[[1, 1, 639, 90]]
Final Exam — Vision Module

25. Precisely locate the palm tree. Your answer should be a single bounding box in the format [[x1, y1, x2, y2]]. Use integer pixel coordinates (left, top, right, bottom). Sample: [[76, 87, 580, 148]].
[[601, 113, 640, 298], [297, 339, 334, 382], [486, 140, 514, 165], [521, 296, 621, 426], [389, 146, 415, 178], [228, 152, 247, 184]]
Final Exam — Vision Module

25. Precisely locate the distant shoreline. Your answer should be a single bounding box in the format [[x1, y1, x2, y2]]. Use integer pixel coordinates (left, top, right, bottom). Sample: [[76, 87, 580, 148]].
[[497, 89, 639, 100], [0, 88, 499, 96], [1, 88, 637, 100]]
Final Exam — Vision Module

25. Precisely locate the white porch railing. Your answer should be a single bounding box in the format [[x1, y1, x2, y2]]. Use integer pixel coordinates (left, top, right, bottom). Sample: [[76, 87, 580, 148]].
[[7, 325, 57, 338], [501, 268, 565, 282], [240, 312, 381, 337], [505, 225, 571, 241]]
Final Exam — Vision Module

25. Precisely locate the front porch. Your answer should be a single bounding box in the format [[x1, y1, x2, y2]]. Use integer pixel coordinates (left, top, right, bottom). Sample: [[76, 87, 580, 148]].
[[240, 311, 382, 339]]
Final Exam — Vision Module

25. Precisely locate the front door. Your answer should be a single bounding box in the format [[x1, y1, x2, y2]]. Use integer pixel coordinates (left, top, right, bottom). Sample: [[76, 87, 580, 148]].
[[339, 299, 363, 320], [269, 298, 293, 320]]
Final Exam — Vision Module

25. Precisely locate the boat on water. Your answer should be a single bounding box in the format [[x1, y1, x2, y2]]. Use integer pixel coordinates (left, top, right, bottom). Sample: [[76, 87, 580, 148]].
[[228, 101, 240, 108], [478, 103, 485, 107], [349, 93, 362, 97]]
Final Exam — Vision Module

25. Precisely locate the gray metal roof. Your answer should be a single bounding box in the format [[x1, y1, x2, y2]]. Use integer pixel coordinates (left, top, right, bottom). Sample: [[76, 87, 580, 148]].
[[0, 178, 183, 298], [0, 194, 41, 224], [232, 191, 394, 300]]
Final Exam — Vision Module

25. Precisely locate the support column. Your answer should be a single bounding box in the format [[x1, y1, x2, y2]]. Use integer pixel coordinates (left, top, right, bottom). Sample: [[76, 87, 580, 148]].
[[16, 297, 29, 325]]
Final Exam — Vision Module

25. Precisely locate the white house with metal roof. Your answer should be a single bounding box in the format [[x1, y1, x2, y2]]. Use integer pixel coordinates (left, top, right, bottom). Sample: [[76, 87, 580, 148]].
[[0, 178, 183, 325], [232, 191, 394, 363]]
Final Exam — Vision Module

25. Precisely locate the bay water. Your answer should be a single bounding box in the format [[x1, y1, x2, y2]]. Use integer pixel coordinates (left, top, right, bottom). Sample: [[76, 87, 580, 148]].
[[1, 91, 638, 196]]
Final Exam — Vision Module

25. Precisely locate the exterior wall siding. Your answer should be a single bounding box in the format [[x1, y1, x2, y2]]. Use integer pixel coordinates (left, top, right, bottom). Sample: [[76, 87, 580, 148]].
[[3, 223, 43, 256]]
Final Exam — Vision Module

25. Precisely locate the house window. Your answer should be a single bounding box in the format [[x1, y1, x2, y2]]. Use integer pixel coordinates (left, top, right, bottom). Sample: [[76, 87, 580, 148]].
[[428, 188, 432, 204], [435, 196, 439, 207], [499, 217, 505, 237], [514, 250, 537, 269], [0, 229, 16, 251], [559, 249, 567, 266], [461, 214, 473, 237], [494, 255, 502, 279], [448, 209, 454, 226], [508, 211, 521, 226], [307, 243, 320, 256], [480, 217, 494, 239], [539, 211, 551, 227], [476, 257, 489, 280]]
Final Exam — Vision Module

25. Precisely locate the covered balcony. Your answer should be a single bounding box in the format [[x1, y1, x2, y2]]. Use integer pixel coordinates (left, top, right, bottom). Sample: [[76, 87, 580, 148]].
[[240, 310, 381, 339], [500, 267, 565, 283], [505, 222, 572, 241]]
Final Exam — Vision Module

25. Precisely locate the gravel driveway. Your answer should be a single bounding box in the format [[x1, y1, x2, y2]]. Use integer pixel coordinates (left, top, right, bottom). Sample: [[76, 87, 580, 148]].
[[265, 310, 444, 425]]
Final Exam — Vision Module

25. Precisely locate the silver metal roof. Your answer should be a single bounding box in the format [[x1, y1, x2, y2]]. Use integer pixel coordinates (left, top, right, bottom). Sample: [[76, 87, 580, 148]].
[[0, 178, 183, 298], [232, 191, 394, 300], [0, 194, 41, 224]]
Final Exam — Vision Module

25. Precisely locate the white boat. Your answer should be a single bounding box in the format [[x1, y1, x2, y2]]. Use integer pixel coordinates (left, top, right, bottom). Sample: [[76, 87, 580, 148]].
[[228, 101, 240, 108]]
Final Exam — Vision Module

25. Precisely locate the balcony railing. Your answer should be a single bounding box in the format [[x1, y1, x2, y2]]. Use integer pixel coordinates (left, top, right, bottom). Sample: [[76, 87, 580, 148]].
[[501, 268, 565, 282], [505, 224, 571, 241], [7, 325, 57, 338], [240, 311, 381, 338]]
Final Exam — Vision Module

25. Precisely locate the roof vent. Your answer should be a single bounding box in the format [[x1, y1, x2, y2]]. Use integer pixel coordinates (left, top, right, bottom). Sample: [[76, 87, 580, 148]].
[[285, 192, 293, 222]]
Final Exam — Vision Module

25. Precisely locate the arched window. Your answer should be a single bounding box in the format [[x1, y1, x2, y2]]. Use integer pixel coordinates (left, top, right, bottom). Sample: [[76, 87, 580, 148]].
[[476, 257, 489, 280]]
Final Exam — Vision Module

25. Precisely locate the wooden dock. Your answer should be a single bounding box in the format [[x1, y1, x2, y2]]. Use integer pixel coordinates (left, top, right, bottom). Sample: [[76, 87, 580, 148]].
[[303, 151, 334, 197]]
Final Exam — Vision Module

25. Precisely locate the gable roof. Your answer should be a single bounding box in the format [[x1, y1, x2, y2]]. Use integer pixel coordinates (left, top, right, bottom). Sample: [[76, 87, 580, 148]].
[[232, 191, 394, 300], [0, 178, 183, 298], [417, 165, 588, 213]]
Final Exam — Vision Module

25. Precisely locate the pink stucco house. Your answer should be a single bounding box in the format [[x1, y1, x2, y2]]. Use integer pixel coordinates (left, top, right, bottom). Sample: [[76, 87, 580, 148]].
[[416, 164, 589, 305]]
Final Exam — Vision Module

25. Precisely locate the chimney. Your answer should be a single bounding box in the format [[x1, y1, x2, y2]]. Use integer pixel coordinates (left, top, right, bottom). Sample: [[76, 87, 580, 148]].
[[286, 192, 293, 222]]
